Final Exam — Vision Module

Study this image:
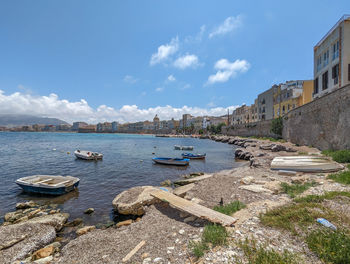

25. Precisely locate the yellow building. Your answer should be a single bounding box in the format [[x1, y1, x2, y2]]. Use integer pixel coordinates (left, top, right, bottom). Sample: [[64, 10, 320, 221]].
[[273, 80, 314, 118]]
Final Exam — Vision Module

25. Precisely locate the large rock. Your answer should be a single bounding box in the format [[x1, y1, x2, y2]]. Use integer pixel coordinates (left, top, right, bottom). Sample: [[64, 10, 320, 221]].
[[0, 223, 56, 263], [25, 213, 69, 231], [16, 201, 37, 209], [112, 186, 160, 215]]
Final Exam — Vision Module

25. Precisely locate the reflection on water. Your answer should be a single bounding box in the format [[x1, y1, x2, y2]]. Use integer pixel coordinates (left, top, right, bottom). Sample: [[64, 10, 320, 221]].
[[0, 132, 238, 224]]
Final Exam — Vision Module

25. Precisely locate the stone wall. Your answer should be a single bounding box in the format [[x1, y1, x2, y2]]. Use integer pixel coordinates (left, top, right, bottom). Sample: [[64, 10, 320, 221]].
[[222, 120, 279, 138], [223, 84, 350, 150], [283, 84, 350, 150]]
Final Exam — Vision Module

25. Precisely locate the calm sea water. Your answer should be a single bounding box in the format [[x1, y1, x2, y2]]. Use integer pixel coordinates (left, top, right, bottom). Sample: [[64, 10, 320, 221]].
[[0, 132, 239, 225]]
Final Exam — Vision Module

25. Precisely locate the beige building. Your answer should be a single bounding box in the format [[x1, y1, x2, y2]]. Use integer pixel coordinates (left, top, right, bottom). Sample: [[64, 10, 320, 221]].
[[314, 15, 350, 98]]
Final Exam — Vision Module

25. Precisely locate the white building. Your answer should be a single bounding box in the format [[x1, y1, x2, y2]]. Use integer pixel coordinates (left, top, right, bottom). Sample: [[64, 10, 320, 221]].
[[314, 15, 350, 98]]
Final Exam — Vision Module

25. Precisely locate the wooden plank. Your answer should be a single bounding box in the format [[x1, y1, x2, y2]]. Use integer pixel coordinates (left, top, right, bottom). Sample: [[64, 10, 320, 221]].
[[174, 174, 212, 186], [122, 240, 146, 262], [150, 190, 236, 227]]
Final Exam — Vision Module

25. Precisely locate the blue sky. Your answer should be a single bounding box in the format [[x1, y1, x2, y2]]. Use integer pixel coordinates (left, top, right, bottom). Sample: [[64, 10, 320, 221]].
[[0, 1, 348, 123]]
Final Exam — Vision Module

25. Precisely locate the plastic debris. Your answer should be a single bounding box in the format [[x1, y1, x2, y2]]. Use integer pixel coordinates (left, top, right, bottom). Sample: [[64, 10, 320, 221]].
[[317, 218, 337, 230]]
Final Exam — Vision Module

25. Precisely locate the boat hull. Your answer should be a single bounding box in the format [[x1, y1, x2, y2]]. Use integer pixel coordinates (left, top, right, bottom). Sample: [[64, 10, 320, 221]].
[[152, 158, 189, 166], [15, 175, 80, 196], [74, 150, 103, 160], [181, 153, 206, 159], [16, 181, 79, 195]]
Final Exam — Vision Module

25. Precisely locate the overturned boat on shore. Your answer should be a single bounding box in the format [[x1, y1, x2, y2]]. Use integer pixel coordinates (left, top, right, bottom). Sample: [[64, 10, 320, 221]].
[[271, 156, 344, 172], [74, 150, 103, 160], [16, 175, 80, 195], [152, 157, 190, 166], [181, 153, 206, 159]]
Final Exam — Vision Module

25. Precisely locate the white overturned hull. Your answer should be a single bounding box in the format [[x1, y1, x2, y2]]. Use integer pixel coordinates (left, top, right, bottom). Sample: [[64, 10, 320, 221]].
[[271, 156, 344, 172]]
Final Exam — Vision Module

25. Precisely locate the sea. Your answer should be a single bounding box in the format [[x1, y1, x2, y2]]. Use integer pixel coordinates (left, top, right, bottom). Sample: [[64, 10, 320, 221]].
[[0, 132, 239, 225]]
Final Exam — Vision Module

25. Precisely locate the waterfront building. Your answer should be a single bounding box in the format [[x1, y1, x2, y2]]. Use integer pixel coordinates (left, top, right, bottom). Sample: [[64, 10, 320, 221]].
[[78, 125, 96, 133], [232, 104, 250, 124], [313, 15, 350, 99], [112, 121, 118, 132], [56, 124, 72, 131], [273, 80, 313, 118], [153, 115, 160, 130], [257, 85, 276, 121], [72, 122, 88, 131], [97, 122, 113, 133], [249, 99, 259, 123]]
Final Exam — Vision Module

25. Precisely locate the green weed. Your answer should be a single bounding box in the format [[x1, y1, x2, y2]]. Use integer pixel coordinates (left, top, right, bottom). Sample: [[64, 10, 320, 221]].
[[280, 181, 317, 198], [213, 201, 246, 216], [322, 149, 350, 163], [328, 170, 350, 185]]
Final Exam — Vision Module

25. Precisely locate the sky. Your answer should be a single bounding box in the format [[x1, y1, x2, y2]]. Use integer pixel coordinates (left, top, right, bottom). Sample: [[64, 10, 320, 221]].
[[0, 1, 348, 124]]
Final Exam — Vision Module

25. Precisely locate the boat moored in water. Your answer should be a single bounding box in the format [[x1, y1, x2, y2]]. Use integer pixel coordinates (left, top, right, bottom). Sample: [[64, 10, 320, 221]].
[[15, 175, 80, 195], [152, 157, 190, 166], [181, 153, 206, 159], [174, 145, 194, 151], [74, 150, 103, 160]]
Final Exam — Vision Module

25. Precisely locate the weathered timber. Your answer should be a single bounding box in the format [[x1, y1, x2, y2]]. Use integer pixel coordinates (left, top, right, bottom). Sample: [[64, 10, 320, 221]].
[[150, 190, 236, 226], [174, 174, 213, 186], [122, 240, 146, 262]]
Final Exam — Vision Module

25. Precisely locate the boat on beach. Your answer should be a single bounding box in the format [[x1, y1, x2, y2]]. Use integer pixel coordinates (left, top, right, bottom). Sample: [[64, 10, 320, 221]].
[[152, 157, 190, 166], [181, 153, 206, 159], [74, 150, 103, 160], [15, 175, 80, 195], [174, 145, 194, 150]]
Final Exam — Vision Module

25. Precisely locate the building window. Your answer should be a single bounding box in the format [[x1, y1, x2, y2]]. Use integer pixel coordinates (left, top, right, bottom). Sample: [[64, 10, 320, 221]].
[[322, 71, 328, 90], [323, 50, 329, 67], [317, 56, 322, 72], [332, 64, 339, 85], [332, 41, 339, 60], [314, 77, 319, 94]]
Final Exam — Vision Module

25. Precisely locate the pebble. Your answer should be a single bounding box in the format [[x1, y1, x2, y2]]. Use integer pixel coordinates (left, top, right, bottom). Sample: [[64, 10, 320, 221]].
[[178, 229, 185, 235], [84, 208, 95, 214], [153, 257, 163, 262]]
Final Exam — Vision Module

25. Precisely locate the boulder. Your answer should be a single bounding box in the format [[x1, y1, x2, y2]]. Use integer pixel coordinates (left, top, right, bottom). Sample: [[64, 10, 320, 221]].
[[112, 186, 159, 215], [16, 201, 37, 210], [271, 144, 287, 152], [76, 226, 96, 236], [116, 219, 133, 228], [0, 222, 56, 263], [64, 218, 83, 227], [25, 213, 69, 231], [32, 246, 55, 260], [264, 181, 283, 194], [259, 144, 274, 150], [84, 208, 95, 214], [241, 176, 255, 185]]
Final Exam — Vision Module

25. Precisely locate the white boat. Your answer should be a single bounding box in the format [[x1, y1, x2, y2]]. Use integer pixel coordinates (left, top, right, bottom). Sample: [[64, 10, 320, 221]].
[[16, 175, 80, 195], [270, 156, 344, 172], [174, 145, 194, 151], [74, 150, 103, 160]]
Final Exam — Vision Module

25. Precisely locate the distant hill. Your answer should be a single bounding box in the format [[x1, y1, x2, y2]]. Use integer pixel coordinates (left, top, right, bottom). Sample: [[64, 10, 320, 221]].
[[0, 114, 70, 127]]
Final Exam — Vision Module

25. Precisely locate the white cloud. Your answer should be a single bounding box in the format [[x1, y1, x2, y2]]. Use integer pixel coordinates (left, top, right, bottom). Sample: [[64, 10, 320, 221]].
[[207, 59, 250, 85], [150, 37, 179, 65], [185, 25, 206, 43], [209, 15, 243, 39], [0, 90, 238, 124], [123, 75, 138, 83], [155, 87, 164, 92], [167, 75, 176, 82], [173, 54, 200, 69], [181, 84, 191, 90]]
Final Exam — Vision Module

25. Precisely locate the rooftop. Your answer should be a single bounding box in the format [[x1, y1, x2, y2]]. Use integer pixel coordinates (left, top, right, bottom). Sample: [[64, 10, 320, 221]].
[[315, 14, 350, 48]]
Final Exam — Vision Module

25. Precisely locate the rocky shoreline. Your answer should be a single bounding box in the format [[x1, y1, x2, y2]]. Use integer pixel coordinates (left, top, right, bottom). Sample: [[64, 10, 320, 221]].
[[1, 136, 350, 263]]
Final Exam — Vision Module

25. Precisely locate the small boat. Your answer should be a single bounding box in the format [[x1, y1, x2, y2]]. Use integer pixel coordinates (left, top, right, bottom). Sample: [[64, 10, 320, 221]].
[[74, 150, 103, 160], [152, 157, 190, 166], [181, 153, 206, 159], [174, 145, 194, 150], [270, 156, 344, 172], [16, 175, 80, 195]]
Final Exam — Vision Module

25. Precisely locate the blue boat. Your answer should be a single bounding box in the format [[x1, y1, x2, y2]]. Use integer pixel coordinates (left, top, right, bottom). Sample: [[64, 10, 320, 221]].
[[16, 175, 80, 195], [181, 153, 206, 159], [152, 157, 190, 166]]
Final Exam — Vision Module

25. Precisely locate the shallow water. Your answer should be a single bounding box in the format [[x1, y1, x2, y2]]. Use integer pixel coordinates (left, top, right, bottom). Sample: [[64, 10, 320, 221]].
[[0, 132, 238, 224]]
